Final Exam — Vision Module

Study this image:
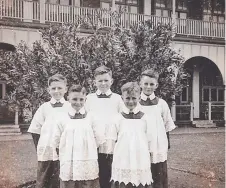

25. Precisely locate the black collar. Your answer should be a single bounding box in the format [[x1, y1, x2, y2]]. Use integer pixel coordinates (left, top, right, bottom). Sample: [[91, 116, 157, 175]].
[[140, 97, 159, 106], [121, 111, 144, 119], [51, 102, 64, 108], [68, 112, 87, 119], [96, 93, 112, 98]]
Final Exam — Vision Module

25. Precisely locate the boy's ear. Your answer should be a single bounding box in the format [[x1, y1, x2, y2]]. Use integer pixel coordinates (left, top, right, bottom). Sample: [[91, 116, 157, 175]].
[[47, 88, 50, 93], [94, 80, 97, 86], [110, 78, 114, 85], [156, 83, 159, 89]]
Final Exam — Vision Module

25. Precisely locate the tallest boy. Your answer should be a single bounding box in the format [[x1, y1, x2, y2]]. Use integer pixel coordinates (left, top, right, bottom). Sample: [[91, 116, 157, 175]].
[[85, 65, 123, 188]]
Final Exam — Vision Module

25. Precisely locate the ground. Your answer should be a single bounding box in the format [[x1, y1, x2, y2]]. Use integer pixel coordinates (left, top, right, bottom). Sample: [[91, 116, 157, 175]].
[[0, 128, 225, 188]]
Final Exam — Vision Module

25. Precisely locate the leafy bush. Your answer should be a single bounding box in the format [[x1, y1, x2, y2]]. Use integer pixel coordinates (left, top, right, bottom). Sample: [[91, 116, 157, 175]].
[[0, 20, 188, 122]]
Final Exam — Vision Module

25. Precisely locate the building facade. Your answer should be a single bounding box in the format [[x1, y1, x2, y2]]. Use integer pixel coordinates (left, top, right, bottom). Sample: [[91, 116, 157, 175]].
[[0, 0, 225, 128]]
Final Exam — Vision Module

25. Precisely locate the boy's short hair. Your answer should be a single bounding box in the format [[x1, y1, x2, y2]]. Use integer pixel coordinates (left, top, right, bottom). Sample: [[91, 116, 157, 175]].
[[48, 74, 67, 86], [94, 65, 112, 77], [121, 82, 140, 95], [68, 84, 86, 95], [141, 69, 159, 81]]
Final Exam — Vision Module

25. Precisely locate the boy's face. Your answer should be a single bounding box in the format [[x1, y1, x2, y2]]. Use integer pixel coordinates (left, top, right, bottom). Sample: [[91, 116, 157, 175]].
[[95, 73, 113, 93], [122, 91, 140, 111], [140, 76, 158, 96], [48, 81, 67, 101], [68, 92, 86, 111]]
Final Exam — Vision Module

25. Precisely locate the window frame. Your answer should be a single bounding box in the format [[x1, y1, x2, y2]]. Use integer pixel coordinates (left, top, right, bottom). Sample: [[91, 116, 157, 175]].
[[202, 86, 224, 103], [180, 86, 189, 103]]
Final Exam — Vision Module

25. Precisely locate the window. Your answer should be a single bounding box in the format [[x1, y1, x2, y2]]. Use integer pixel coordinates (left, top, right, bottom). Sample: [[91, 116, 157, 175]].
[[202, 87, 224, 102], [115, 0, 140, 13], [218, 89, 224, 101], [202, 0, 225, 22], [154, 0, 188, 18], [180, 87, 188, 103], [177, 0, 187, 11], [203, 88, 209, 102]]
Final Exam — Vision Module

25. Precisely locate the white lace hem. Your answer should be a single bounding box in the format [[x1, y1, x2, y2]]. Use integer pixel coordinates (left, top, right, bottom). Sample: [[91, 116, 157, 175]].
[[151, 151, 168, 163], [60, 160, 99, 181], [111, 168, 153, 186]]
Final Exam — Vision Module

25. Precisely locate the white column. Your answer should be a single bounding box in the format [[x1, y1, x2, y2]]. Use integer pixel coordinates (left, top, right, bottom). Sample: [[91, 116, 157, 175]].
[[171, 0, 177, 35], [192, 66, 200, 119], [208, 102, 211, 120], [111, 0, 116, 11], [23, 0, 33, 22], [171, 100, 176, 121], [40, 0, 45, 23], [15, 106, 19, 125], [190, 102, 194, 121], [143, 0, 151, 15], [73, 0, 80, 6]]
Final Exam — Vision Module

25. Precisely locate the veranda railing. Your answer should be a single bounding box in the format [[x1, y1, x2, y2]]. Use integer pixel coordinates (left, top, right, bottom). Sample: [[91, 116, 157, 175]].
[[0, 0, 225, 38]]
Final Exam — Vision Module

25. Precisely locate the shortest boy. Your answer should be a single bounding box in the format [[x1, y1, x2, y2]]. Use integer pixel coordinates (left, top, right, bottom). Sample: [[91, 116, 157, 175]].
[[52, 85, 104, 188], [28, 74, 70, 188]]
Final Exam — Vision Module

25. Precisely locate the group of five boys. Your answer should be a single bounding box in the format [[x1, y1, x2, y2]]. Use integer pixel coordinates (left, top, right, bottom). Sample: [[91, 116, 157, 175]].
[[28, 65, 176, 188]]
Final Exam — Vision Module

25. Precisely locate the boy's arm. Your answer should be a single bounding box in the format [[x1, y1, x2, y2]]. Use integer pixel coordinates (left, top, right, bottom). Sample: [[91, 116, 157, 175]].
[[31, 133, 40, 151], [98, 116, 118, 154], [161, 100, 176, 149], [52, 119, 64, 156], [28, 105, 45, 149]]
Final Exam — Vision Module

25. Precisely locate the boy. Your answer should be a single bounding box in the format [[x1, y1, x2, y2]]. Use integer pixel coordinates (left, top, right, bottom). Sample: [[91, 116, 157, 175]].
[[108, 82, 155, 188], [52, 85, 102, 188], [85, 65, 123, 188], [28, 74, 70, 188], [139, 69, 176, 188]]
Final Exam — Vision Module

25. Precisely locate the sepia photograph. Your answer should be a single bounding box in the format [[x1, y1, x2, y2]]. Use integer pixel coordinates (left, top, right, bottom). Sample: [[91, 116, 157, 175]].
[[0, 0, 225, 187]]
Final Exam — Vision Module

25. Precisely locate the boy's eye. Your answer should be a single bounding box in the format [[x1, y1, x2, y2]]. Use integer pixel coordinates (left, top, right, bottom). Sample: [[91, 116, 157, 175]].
[[132, 97, 137, 100], [72, 98, 78, 101], [149, 83, 155, 86], [80, 99, 84, 102], [144, 83, 148, 86]]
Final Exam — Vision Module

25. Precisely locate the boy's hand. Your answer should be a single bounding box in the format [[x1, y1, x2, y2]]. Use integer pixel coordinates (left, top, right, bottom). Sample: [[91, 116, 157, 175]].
[[167, 132, 170, 149], [31, 133, 40, 151]]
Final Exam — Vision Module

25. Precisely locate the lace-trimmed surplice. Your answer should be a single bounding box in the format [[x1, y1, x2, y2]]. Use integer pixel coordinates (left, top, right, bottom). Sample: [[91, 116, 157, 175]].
[[108, 106, 156, 186], [52, 110, 104, 181]]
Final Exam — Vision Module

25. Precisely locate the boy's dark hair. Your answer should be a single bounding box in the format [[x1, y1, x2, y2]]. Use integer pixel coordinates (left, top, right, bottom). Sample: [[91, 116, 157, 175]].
[[68, 84, 86, 95], [94, 65, 112, 77], [141, 69, 159, 81], [121, 82, 140, 95], [48, 74, 67, 86]]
